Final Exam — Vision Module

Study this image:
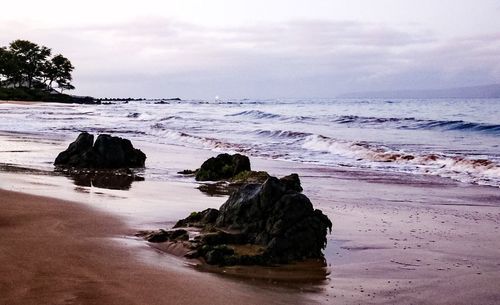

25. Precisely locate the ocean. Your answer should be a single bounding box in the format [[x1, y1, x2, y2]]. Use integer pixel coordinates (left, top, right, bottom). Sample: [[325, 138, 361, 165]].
[[0, 98, 498, 187]]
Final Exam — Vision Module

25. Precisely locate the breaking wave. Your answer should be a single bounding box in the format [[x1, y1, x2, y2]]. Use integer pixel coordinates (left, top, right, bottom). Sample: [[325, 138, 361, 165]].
[[148, 126, 242, 152], [331, 115, 500, 135], [302, 134, 500, 186], [253, 129, 312, 139], [227, 110, 313, 122]]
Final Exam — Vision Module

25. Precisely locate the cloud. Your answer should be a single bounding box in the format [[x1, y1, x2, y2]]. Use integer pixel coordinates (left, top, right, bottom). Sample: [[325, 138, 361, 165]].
[[1, 17, 499, 98]]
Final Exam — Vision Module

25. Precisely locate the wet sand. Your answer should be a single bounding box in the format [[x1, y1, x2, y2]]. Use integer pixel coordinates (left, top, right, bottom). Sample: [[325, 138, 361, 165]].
[[0, 189, 311, 305], [298, 167, 500, 304], [0, 101, 41, 105], [1, 131, 500, 304]]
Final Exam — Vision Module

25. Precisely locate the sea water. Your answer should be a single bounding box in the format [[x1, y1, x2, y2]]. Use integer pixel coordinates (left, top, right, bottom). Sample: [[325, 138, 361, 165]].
[[0, 98, 498, 187]]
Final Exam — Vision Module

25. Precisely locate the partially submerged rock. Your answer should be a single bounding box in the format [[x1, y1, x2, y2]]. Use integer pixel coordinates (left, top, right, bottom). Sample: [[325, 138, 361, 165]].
[[192, 153, 251, 181], [142, 174, 332, 266], [179, 153, 273, 195], [54, 132, 146, 168]]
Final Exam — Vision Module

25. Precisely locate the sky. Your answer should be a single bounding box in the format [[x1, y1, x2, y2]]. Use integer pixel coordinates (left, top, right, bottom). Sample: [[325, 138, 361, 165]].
[[0, 0, 499, 99]]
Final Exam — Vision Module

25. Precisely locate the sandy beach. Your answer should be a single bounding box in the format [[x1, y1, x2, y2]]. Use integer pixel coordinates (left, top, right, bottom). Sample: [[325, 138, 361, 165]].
[[0, 101, 41, 105], [0, 188, 313, 305], [0, 127, 500, 305]]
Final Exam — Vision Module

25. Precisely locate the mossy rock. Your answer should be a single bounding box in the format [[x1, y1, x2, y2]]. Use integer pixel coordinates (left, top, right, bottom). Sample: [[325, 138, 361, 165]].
[[230, 170, 270, 184], [195, 153, 250, 181]]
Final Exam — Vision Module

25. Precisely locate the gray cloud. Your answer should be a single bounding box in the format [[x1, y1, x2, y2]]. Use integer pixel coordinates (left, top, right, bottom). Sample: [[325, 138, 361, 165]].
[[1, 17, 499, 98]]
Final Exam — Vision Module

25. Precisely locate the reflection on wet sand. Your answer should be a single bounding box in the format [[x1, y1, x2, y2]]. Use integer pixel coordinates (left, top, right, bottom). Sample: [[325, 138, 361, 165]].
[[195, 258, 330, 289], [0, 163, 52, 175], [55, 167, 144, 190], [144, 236, 330, 288], [0, 163, 144, 191], [196, 181, 232, 196]]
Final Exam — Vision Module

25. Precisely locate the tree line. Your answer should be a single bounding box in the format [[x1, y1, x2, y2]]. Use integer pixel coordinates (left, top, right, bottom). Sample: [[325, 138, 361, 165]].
[[0, 40, 74, 92]]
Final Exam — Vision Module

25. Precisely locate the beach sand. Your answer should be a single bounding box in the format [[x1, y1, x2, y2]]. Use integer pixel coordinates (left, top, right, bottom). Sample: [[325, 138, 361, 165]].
[[0, 189, 311, 305], [0, 101, 41, 105], [1, 131, 500, 304]]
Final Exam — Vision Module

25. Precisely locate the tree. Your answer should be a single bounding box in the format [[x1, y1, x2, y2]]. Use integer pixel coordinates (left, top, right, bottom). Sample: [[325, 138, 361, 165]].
[[0, 46, 21, 87], [11, 40, 48, 88], [44, 54, 74, 90], [8, 40, 51, 88], [0, 39, 75, 92], [0, 47, 8, 86]]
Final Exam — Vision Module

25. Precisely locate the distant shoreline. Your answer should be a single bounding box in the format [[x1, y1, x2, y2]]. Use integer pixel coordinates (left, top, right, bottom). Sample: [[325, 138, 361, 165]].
[[0, 89, 185, 104]]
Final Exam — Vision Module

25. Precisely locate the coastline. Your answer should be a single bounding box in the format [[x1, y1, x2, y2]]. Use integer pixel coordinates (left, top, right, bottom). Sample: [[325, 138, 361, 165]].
[[1, 130, 500, 304]]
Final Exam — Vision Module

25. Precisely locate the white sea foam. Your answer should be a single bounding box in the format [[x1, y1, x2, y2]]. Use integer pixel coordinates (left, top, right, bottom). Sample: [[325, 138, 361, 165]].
[[149, 128, 240, 153], [302, 134, 500, 186]]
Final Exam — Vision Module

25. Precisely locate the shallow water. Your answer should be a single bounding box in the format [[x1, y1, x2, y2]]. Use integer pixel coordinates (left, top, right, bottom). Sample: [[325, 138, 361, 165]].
[[0, 98, 499, 186]]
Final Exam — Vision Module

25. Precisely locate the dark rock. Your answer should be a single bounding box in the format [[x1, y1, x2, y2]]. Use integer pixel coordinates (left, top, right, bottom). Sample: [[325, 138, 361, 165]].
[[204, 249, 223, 265], [54, 132, 94, 165], [171, 174, 332, 266], [178, 169, 197, 175], [196, 171, 270, 196], [173, 208, 220, 228], [230, 170, 270, 185], [137, 229, 189, 243], [181, 154, 266, 195], [204, 245, 235, 265], [139, 229, 170, 243], [198, 231, 246, 245], [169, 229, 190, 241], [214, 176, 331, 262], [195, 153, 250, 181], [279, 173, 303, 192], [54, 132, 146, 168]]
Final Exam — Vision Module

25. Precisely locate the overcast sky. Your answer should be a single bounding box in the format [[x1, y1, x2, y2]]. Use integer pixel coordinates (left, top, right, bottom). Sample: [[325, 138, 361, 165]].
[[1, 0, 499, 98]]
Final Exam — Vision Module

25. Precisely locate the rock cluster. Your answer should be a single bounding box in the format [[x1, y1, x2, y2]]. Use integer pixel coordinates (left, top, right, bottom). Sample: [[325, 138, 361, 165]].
[[54, 132, 146, 168], [146, 173, 332, 266]]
